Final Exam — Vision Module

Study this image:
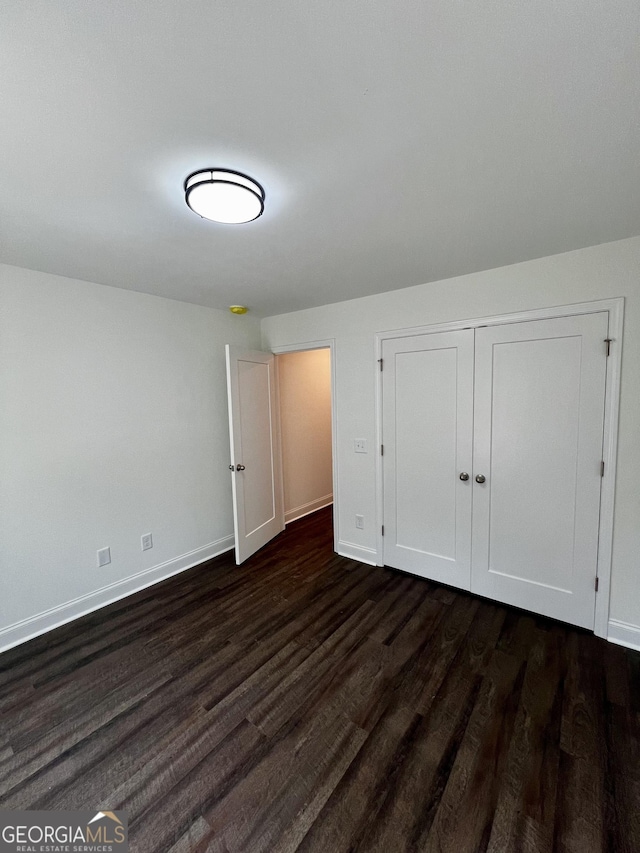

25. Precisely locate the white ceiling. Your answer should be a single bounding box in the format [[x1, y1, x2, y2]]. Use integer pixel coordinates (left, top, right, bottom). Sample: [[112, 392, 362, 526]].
[[1, 1, 639, 316]]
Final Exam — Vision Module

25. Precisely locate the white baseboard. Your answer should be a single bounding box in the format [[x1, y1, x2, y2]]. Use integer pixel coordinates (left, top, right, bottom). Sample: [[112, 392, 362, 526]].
[[607, 618, 640, 652], [285, 494, 333, 524], [0, 535, 234, 655], [337, 540, 378, 567]]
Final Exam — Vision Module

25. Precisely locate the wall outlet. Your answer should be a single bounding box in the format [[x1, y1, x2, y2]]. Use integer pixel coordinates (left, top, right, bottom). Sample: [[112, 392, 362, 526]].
[[141, 533, 153, 551], [97, 547, 111, 568], [354, 439, 367, 453], [355, 514, 364, 529]]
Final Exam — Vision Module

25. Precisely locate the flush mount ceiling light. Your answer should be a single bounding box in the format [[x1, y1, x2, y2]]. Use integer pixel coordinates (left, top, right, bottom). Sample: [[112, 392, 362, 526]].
[[184, 169, 265, 224]]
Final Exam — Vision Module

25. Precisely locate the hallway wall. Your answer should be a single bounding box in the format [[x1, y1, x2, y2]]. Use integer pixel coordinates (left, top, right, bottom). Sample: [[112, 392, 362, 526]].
[[277, 349, 333, 522]]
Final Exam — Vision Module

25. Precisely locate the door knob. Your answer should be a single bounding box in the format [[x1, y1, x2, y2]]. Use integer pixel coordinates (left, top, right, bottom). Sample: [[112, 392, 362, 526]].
[[475, 474, 486, 484], [229, 464, 235, 471], [236, 464, 246, 471], [459, 472, 469, 481]]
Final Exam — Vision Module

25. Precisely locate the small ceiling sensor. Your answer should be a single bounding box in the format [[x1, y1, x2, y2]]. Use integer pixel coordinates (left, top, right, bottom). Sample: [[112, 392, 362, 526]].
[[184, 169, 264, 224], [229, 305, 248, 314]]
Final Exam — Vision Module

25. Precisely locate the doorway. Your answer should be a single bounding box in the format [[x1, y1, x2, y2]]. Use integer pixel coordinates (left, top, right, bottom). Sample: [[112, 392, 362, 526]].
[[272, 341, 337, 555], [226, 340, 337, 564], [276, 348, 333, 527]]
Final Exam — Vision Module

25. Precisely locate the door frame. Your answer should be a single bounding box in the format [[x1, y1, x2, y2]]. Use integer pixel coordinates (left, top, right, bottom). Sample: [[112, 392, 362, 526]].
[[270, 339, 339, 555], [374, 298, 624, 638]]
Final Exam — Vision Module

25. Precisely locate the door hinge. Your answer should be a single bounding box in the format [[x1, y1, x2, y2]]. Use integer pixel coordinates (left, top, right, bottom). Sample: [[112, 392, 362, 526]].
[[605, 338, 612, 356], [595, 576, 599, 592], [601, 460, 605, 477], [381, 444, 384, 456], [378, 358, 383, 371], [381, 525, 384, 536]]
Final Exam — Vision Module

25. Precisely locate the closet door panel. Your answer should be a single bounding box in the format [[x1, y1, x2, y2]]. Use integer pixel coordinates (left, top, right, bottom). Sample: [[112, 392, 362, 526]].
[[382, 330, 473, 588], [471, 313, 608, 629]]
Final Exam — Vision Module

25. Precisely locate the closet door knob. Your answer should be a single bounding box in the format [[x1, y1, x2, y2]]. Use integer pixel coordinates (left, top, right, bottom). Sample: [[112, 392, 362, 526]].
[[459, 472, 469, 481], [236, 464, 246, 471], [475, 474, 486, 484]]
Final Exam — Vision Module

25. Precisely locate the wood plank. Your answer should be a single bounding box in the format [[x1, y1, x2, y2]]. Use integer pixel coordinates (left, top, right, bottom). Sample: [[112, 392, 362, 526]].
[[205, 703, 367, 853], [425, 646, 529, 853], [295, 704, 419, 853], [485, 626, 563, 853], [555, 632, 607, 852], [349, 604, 506, 852]]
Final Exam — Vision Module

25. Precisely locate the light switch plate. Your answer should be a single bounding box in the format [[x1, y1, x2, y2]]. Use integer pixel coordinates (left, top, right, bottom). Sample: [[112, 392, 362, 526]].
[[354, 439, 367, 453]]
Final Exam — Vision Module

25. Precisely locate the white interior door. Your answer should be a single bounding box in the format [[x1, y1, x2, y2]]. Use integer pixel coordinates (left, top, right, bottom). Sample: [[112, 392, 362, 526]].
[[471, 313, 608, 629], [225, 345, 284, 564], [382, 330, 474, 588]]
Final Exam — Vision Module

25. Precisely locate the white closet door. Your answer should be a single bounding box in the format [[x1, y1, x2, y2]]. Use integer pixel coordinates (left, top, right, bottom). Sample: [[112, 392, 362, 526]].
[[471, 313, 608, 629], [382, 330, 474, 588]]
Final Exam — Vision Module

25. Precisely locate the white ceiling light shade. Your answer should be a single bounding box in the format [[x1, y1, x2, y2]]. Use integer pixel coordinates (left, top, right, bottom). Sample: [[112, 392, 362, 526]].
[[184, 169, 265, 224]]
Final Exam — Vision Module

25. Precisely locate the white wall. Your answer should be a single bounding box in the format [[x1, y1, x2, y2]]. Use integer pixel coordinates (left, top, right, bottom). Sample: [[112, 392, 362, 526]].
[[277, 349, 332, 522], [262, 236, 640, 636], [0, 264, 261, 649]]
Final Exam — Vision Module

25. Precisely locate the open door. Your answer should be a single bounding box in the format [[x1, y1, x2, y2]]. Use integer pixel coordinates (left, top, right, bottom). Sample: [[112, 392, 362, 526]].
[[225, 345, 285, 564]]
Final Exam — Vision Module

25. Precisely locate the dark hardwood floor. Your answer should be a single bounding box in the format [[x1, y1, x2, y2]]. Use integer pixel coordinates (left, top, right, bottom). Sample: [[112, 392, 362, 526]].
[[1, 507, 639, 852]]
